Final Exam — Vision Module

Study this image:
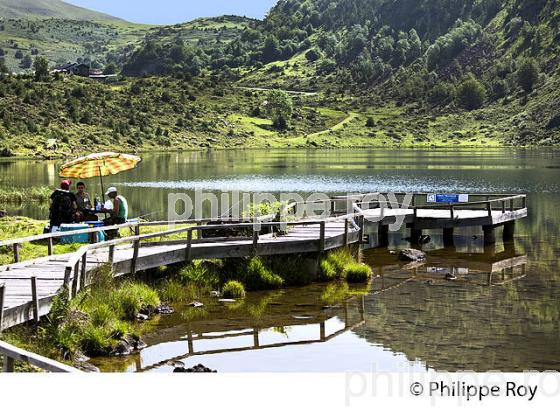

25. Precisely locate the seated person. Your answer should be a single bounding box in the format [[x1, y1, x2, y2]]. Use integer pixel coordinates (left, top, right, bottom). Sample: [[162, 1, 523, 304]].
[[102, 187, 128, 239], [75, 181, 97, 222], [49, 180, 77, 231]]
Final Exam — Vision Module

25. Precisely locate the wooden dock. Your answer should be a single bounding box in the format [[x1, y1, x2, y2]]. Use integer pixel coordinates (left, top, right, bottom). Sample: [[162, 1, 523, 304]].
[[0, 193, 527, 333]]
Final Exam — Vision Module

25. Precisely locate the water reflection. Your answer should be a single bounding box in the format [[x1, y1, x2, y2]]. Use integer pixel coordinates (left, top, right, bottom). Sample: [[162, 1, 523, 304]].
[[2, 149, 559, 371]]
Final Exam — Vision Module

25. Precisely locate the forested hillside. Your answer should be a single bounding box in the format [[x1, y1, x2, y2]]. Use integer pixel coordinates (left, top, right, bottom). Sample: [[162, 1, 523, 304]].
[[1, 0, 560, 156]]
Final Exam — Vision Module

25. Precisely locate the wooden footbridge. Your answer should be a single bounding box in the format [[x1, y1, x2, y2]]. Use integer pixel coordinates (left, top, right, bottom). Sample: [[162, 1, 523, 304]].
[[0, 193, 527, 339]]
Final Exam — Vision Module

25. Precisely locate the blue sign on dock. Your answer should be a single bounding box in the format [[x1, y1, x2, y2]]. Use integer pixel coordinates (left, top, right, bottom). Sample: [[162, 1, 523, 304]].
[[427, 194, 469, 203]]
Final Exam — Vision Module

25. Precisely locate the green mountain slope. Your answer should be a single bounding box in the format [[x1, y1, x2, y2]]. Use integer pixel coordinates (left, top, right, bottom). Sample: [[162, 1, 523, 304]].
[[0, 0, 124, 22]]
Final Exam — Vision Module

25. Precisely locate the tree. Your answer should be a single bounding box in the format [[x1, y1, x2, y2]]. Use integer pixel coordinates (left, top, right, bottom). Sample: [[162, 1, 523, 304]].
[[262, 35, 281, 63], [20, 54, 33, 69], [104, 63, 118, 75], [0, 58, 8, 78], [516, 59, 539, 93], [33, 56, 49, 81], [14, 49, 23, 59], [264, 89, 293, 130], [456, 77, 486, 110], [305, 48, 322, 62]]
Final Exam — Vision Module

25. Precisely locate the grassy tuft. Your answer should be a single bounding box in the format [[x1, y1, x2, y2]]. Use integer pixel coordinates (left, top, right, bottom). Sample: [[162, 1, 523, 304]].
[[343, 263, 373, 283], [222, 280, 246, 299], [318, 259, 338, 282]]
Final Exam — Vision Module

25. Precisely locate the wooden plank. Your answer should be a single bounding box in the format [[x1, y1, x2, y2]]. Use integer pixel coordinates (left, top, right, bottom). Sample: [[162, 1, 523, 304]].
[[0, 341, 79, 373], [31, 276, 39, 323], [0, 282, 5, 331]]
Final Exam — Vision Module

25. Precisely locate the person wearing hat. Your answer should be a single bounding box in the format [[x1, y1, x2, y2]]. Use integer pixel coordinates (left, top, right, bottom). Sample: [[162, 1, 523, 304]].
[[102, 187, 129, 239], [49, 180, 78, 231]]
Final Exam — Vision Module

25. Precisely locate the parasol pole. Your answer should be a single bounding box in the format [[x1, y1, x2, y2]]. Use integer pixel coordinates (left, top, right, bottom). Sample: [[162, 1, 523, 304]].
[[99, 165, 105, 203]]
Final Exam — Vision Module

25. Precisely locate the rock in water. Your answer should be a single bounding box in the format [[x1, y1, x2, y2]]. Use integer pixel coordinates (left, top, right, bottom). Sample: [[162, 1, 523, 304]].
[[173, 363, 217, 373], [155, 304, 175, 315], [398, 248, 427, 262]]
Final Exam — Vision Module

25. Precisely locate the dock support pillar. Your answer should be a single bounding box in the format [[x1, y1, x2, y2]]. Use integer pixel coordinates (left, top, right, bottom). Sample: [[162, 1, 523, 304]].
[[503, 221, 515, 242], [410, 228, 422, 244], [378, 224, 389, 248], [483, 225, 496, 245], [443, 228, 454, 247]]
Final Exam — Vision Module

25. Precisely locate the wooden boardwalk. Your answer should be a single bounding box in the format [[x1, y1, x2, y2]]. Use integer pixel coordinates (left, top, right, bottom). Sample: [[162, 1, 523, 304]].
[[0, 193, 527, 333]]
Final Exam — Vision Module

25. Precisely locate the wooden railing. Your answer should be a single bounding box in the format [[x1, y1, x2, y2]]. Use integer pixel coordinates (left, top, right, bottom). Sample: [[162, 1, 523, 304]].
[[0, 215, 276, 265], [59, 213, 363, 299], [411, 194, 527, 219], [0, 340, 79, 373]]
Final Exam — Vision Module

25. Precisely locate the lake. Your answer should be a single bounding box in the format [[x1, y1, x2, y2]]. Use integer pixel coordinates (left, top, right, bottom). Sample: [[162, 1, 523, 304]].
[[1, 148, 559, 371]]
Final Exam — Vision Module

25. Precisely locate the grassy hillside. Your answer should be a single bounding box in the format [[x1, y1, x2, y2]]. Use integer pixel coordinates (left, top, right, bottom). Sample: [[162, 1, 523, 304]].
[[1, 0, 560, 153], [0, 19, 151, 72], [0, 0, 124, 22]]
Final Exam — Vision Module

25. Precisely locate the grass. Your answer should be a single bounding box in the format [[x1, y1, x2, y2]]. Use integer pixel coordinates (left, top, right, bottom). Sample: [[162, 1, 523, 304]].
[[0, 186, 51, 203], [221, 280, 246, 299], [343, 263, 373, 283]]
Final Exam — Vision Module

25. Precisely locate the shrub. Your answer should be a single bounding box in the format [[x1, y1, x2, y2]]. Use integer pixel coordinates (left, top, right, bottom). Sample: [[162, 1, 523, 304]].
[[516, 59, 539, 93], [157, 279, 198, 303], [90, 304, 115, 327], [344, 263, 373, 283], [80, 324, 112, 356], [245, 257, 284, 290], [325, 248, 354, 276], [180, 263, 218, 287], [111, 282, 160, 320], [365, 117, 375, 127], [222, 280, 246, 299], [318, 259, 337, 282], [456, 77, 486, 110]]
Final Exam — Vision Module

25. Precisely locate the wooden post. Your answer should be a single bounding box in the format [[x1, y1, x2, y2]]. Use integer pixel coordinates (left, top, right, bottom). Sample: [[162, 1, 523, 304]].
[[320, 321, 326, 341], [501, 200, 506, 213], [344, 219, 349, 246], [522, 196, 527, 209], [486, 201, 492, 217], [186, 230, 193, 262], [503, 221, 515, 242], [358, 216, 364, 245], [252, 227, 259, 256], [108, 245, 115, 264], [80, 253, 87, 289], [63, 267, 72, 293], [131, 239, 140, 275], [411, 228, 422, 244], [31, 276, 39, 324], [378, 224, 389, 248], [449, 205, 455, 219], [319, 221, 326, 252], [443, 228, 454, 247], [253, 329, 260, 348], [47, 238, 53, 256], [2, 355, 15, 372], [134, 225, 140, 237], [483, 225, 496, 245], [13, 244, 20, 264], [71, 261, 79, 298], [510, 199, 514, 212], [330, 200, 335, 216], [0, 282, 5, 332]]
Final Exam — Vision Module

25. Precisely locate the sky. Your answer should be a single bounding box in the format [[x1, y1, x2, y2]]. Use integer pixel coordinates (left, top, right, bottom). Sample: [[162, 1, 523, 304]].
[[65, 0, 279, 24]]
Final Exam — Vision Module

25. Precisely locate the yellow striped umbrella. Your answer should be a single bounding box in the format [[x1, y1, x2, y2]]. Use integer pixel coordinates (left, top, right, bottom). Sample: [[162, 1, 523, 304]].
[[59, 152, 141, 199]]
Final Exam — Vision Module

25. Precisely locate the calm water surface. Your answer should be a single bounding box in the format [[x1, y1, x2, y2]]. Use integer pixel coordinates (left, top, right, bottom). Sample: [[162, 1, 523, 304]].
[[1, 149, 559, 372]]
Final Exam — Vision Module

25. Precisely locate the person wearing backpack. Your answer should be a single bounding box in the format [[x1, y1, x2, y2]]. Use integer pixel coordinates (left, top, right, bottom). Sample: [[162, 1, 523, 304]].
[[49, 180, 78, 231]]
